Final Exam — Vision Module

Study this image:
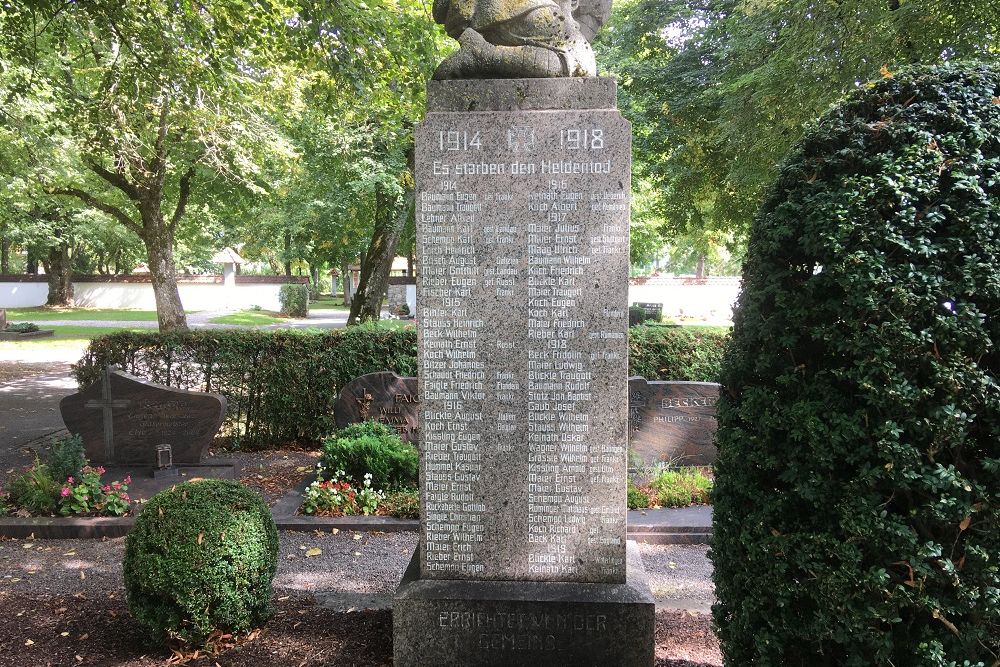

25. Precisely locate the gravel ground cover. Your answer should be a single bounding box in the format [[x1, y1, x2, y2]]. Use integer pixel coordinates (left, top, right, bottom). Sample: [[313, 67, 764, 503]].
[[0, 532, 720, 665]]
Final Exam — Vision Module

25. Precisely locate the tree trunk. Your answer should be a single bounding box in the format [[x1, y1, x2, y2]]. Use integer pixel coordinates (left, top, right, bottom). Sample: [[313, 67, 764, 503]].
[[43, 243, 74, 306], [1, 236, 9, 274], [310, 266, 320, 292], [407, 250, 414, 277], [341, 262, 352, 305], [348, 185, 412, 325], [26, 249, 38, 274], [284, 229, 292, 277], [696, 254, 706, 279], [140, 207, 188, 332]]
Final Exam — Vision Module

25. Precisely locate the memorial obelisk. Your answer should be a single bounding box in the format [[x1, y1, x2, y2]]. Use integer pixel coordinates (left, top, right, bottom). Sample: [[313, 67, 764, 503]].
[[392, 1, 655, 663]]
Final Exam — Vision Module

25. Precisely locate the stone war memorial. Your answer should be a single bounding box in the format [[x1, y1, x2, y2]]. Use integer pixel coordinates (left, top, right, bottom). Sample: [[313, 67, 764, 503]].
[[392, 0, 656, 663]]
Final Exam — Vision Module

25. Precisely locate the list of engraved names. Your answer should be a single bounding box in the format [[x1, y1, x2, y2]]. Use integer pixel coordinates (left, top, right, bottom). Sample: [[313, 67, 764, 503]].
[[417, 111, 630, 584]]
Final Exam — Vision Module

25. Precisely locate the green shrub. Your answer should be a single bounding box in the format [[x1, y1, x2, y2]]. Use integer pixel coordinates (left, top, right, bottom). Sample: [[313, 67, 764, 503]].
[[626, 481, 651, 509], [6, 322, 40, 333], [74, 326, 417, 449], [649, 467, 712, 507], [8, 459, 59, 515], [628, 325, 728, 382], [75, 324, 723, 450], [279, 284, 308, 317], [47, 434, 86, 484], [123, 480, 278, 647], [712, 63, 1000, 665], [381, 488, 420, 518], [320, 420, 418, 490]]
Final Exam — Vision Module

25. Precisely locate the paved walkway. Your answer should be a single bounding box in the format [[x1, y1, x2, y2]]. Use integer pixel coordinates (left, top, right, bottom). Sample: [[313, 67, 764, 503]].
[[0, 362, 76, 467], [7, 307, 355, 331]]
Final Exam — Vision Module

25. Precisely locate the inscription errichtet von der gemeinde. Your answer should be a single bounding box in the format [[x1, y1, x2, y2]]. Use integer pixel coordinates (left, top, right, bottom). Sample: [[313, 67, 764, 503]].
[[417, 110, 630, 584]]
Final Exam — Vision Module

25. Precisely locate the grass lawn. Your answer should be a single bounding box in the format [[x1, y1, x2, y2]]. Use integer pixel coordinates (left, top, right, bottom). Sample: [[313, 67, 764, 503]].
[[208, 310, 285, 326], [0, 325, 148, 357], [7, 307, 161, 321]]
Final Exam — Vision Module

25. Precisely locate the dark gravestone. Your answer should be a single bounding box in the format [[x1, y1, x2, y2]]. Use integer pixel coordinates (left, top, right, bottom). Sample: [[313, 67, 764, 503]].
[[628, 377, 719, 468], [334, 371, 420, 442], [60, 367, 226, 466], [632, 302, 662, 322]]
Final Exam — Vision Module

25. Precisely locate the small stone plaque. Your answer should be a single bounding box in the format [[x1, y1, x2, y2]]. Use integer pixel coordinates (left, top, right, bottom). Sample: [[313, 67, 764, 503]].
[[334, 371, 420, 442], [60, 367, 226, 466], [628, 378, 719, 468]]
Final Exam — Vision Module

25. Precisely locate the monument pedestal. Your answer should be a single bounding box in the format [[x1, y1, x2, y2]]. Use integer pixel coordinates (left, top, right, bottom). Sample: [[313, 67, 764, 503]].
[[394, 541, 654, 666]]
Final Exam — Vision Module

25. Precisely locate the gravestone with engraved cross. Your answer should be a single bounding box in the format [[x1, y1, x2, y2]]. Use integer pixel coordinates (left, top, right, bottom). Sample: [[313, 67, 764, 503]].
[[60, 367, 227, 466]]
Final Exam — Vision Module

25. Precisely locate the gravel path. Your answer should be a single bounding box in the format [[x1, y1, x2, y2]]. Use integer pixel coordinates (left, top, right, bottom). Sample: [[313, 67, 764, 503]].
[[0, 532, 713, 610]]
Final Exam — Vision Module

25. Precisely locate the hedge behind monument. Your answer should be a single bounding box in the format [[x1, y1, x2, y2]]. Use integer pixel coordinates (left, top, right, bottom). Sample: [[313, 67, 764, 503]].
[[75, 324, 726, 449], [712, 63, 1000, 666]]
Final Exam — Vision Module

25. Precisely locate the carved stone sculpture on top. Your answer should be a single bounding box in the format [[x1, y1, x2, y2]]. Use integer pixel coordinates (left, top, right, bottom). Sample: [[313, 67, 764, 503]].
[[432, 0, 612, 79]]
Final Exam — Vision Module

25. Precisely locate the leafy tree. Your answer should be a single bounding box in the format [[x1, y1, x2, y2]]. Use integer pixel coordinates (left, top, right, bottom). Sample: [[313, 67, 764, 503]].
[[596, 0, 1000, 247], [0, 1, 301, 329]]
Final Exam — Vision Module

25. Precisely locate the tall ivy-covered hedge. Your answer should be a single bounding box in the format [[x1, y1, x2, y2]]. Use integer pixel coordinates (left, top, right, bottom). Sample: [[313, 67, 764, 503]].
[[712, 63, 1000, 665], [75, 324, 727, 449]]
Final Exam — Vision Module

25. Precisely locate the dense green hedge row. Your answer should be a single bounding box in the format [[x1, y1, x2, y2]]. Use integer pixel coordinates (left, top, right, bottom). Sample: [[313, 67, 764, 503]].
[[75, 325, 417, 449], [75, 323, 728, 449], [712, 63, 1000, 665], [629, 325, 728, 382]]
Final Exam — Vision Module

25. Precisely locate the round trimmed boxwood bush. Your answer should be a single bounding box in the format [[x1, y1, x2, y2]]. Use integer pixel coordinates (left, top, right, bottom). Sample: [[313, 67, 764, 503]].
[[712, 63, 1000, 666], [123, 480, 279, 646], [320, 420, 418, 490]]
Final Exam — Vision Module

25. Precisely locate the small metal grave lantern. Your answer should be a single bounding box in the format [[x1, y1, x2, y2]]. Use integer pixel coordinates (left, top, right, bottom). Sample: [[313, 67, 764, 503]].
[[154, 443, 179, 479], [156, 444, 173, 469]]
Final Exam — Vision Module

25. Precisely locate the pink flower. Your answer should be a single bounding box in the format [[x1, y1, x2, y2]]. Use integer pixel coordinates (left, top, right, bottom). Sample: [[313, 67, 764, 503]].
[[102, 485, 111, 493], [96, 466, 106, 475], [112, 482, 121, 491], [66, 476, 74, 484], [123, 475, 131, 485], [60, 487, 71, 497], [120, 493, 130, 502]]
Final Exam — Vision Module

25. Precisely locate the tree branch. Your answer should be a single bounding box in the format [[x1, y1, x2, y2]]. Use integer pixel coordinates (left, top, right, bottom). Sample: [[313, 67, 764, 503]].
[[52, 187, 143, 236], [149, 99, 171, 178], [170, 165, 196, 231], [87, 161, 142, 201]]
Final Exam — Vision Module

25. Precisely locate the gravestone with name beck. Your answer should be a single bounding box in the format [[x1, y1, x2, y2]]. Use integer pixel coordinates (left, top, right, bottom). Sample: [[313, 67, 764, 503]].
[[334, 371, 419, 443], [392, 77, 654, 665], [60, 367, 227, 471], [628, 378, 720, 470]]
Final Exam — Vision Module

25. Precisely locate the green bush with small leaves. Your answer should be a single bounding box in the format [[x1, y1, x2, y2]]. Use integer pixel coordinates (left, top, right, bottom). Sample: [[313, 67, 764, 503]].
[[712, 63, 1000, 666], [279, 283, 308, 317], [649, 467, 712, 507], [123, 480, 278, 647], [47, 434, 86, 484], [626, 481, 651, 509], [320, 420, 418, 490]]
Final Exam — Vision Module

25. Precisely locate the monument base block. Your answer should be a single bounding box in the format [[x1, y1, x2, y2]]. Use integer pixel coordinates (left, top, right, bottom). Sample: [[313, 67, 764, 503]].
[[392, 541, 655, 666]]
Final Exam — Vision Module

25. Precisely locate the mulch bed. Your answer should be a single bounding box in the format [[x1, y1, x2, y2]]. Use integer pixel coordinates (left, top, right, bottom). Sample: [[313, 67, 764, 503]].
[[0, 593, 721, 666]]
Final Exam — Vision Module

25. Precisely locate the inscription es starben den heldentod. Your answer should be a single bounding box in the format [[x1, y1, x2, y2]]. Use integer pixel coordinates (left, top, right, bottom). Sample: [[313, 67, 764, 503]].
[[416, 109, 630, 584]]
